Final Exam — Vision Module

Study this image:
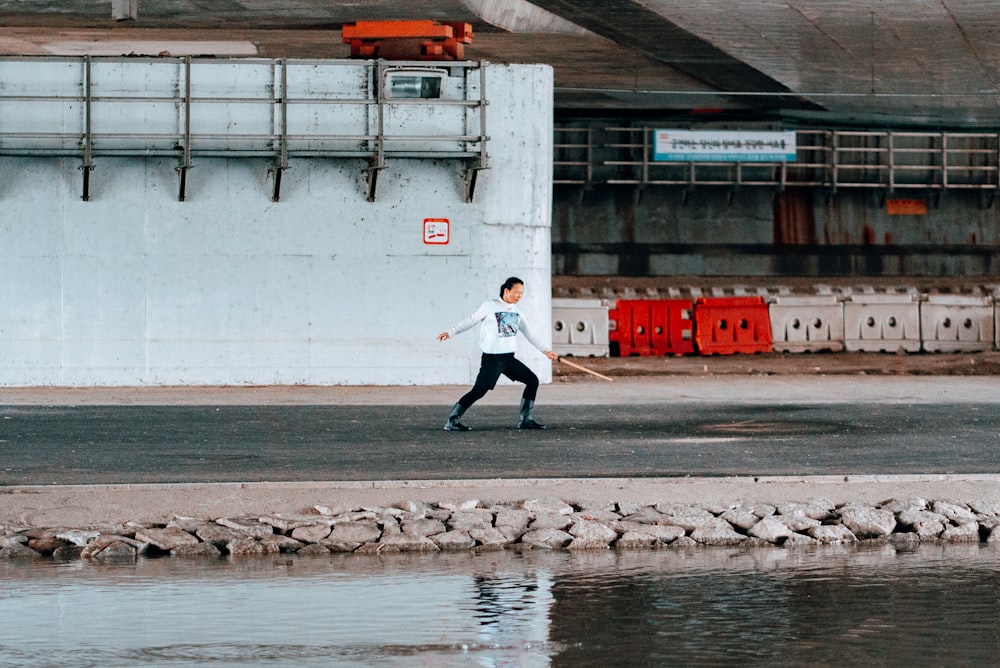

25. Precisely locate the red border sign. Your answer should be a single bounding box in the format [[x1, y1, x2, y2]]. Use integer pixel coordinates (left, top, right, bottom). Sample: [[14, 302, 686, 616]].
[[423, 218, 450, 244]]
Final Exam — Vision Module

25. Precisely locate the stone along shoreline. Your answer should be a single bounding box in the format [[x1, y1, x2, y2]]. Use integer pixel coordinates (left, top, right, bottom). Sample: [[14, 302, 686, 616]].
[[3, 495, 1000, 560]]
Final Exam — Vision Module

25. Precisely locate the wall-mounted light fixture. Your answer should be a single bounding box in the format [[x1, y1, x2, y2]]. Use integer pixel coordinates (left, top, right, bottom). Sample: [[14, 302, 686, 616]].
[[383, 68, 445, 99]]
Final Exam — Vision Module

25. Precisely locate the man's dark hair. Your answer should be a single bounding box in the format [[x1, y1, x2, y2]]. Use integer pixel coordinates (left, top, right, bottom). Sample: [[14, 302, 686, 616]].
[[500, 276, 523, 297]]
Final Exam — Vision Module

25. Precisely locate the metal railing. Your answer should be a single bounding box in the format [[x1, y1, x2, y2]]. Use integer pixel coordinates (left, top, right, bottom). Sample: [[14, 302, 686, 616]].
[[0, 56, 488, 202], [554, 127, 1000, 192]]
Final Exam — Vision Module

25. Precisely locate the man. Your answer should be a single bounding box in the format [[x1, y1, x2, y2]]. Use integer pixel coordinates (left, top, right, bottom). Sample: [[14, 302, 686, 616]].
[[437, 276, 559, 431]]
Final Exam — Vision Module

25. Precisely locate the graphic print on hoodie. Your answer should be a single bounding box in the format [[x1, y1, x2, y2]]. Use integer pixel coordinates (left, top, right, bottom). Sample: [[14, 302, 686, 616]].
[[496, 311, 520, 338]]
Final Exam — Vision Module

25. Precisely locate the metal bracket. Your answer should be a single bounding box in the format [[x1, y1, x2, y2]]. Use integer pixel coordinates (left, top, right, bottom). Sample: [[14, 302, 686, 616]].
[[176, 165, 190, 202], [366, 61, 387, 202], [367, 161, 384, 202], [464, 166, 486, 203], [81, 55, 94, 201], [270, 166, 286, 202], [271, 59, 289, 203], [463, 67, 490, 203], [176, 57, 193, 202], [80, 163, 94, 201], [464, 168, 478, 203]]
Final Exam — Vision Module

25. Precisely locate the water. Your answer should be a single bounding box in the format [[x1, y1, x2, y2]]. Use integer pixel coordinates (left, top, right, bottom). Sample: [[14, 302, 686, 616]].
[[2, 543, 1000, 667]]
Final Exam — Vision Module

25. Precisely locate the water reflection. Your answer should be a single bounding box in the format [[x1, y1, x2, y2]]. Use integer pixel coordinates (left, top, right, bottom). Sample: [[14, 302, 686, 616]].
[[2, 543, 999, 666]]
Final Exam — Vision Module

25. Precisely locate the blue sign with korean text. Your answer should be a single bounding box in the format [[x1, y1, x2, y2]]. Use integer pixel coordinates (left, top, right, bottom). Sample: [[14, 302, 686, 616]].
[[654, 130, 797, 162]]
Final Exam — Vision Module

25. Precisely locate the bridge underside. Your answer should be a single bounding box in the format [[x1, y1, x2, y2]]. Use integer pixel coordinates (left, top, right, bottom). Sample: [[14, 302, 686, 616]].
[[0, 0, 998, 127]]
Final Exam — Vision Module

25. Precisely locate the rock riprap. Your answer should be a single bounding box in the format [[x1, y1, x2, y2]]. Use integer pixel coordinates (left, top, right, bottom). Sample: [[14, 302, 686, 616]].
[[3, 496, 1000, 560]]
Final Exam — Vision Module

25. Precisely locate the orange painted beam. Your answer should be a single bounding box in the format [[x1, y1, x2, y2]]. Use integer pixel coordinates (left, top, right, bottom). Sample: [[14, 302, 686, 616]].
[[342, 20, 471, 42], [342, 20, 473, 60]]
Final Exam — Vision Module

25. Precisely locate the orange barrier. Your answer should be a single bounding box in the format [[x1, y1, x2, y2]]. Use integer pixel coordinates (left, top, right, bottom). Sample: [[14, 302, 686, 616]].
[[694, 296, 773, 355], [608, 299, 694, 356], [342, 20, 473, 60]]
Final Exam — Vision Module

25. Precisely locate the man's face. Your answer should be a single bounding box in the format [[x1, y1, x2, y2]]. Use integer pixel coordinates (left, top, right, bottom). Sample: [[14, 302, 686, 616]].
[[502, 283, 524, 304]]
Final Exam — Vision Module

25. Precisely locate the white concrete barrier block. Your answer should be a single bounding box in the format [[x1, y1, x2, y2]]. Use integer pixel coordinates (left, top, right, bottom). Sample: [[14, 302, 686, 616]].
[[921, 295, 994, 352], [552, 298, 610, 357], [769, 295, 844, 353], [844, 294, 921, 353]]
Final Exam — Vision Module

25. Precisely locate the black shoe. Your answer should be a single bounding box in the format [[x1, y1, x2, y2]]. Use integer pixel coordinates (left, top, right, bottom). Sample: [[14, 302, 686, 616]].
[[444, 402, 471, 431], [517, 399, 546, 429]]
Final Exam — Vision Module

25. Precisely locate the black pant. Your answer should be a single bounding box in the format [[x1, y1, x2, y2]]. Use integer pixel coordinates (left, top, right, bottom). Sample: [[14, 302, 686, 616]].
[[458, 353, 539, 408]]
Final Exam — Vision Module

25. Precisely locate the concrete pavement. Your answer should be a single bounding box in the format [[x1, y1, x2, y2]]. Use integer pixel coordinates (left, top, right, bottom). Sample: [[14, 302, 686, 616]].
[[2, 373, 999, 405], [3, 373, 1000, 528]]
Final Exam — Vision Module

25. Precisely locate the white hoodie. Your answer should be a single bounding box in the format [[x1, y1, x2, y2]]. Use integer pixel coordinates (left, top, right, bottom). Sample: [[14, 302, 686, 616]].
[[447, 298, 546, 354]]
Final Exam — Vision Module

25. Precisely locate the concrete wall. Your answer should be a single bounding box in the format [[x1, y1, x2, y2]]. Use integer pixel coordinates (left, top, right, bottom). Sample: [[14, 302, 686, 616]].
[[553, 183, 1000, 278], [0, 60, 554, 386]]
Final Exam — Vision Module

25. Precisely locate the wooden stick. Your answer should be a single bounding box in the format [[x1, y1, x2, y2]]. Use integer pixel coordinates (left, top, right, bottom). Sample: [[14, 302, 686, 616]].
[[557, 357, 614, 382]]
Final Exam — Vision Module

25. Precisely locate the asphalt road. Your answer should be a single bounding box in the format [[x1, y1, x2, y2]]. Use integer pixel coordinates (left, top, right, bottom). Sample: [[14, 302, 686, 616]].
[[3, 401, 998, 486]]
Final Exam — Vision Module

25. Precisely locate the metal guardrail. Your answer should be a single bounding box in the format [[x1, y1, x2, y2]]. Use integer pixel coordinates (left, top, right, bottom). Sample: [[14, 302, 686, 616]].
[[0, 56, 488, 202], [554, 127, 1000, 192]]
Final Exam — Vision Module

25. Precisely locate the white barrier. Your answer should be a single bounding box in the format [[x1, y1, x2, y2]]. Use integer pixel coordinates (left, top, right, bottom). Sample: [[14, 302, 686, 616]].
[[554, 287, 1000, 358], [921, 294, 995, 352], [769, 295, 845, 353], [552, 298, 610, 357], [844, 293, 921, 353]]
